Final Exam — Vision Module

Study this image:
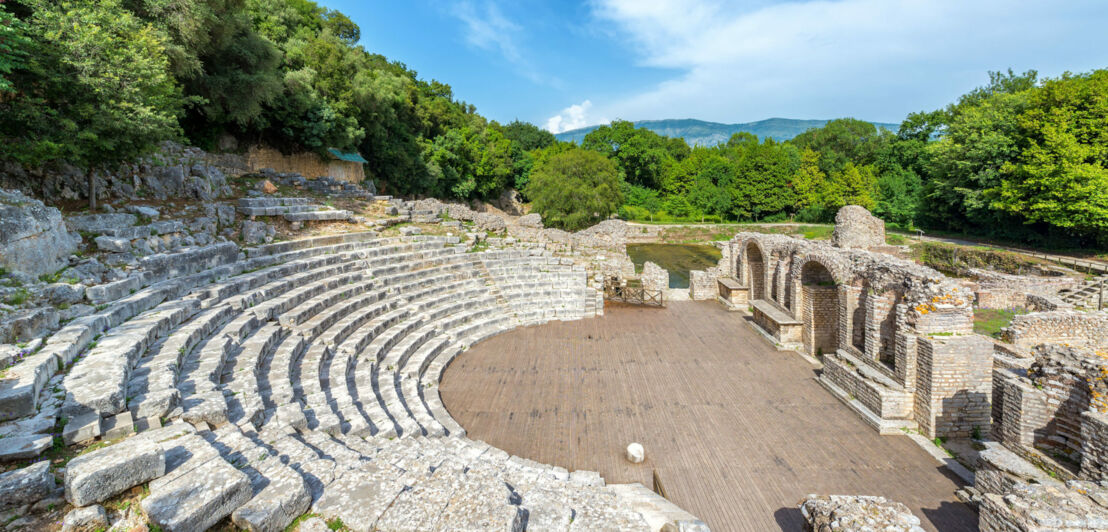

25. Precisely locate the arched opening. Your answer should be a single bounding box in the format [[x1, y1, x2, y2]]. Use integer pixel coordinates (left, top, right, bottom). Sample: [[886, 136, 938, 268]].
[[746, 242, 765, 300], [800, 261, 839, 358], [874, 290, 900, 369]]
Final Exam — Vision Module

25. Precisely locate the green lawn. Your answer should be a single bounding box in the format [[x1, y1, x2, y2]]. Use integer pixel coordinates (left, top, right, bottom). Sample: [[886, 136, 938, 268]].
[[974, 308, 1027, 338]]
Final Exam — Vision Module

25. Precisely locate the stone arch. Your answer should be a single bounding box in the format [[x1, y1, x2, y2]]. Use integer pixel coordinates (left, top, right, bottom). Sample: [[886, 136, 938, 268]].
[[797, 260, 841, 358], [743, 240, 768, 300]]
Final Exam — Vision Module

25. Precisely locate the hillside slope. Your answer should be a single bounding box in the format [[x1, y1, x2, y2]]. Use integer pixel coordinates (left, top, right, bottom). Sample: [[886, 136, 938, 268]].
[[554, 117, 900, 145]]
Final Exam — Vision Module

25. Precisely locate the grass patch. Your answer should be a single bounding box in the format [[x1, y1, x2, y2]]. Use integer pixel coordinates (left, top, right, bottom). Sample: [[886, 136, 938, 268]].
[[974, 308, 1028, 338], [3, 288, 29, 306], [886, 233, 909, 245], [801, 226, 834, 240]]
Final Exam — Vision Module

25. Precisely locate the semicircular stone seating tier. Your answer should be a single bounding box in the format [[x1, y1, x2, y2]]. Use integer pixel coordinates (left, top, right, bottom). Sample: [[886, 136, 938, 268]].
[[1, 231, 701, 531]]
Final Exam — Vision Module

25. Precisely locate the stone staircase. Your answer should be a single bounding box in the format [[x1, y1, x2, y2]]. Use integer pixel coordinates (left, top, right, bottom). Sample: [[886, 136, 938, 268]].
[[237, 197, 353, 223], [1058, 275, 1108, 309], [0, 231, 704, 531]]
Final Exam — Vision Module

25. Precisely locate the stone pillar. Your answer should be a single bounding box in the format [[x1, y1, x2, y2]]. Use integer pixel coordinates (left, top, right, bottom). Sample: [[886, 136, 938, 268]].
[[913, 334, 994, 439], [641, 261, 669, 292], [1080, 409, 1108, 480]]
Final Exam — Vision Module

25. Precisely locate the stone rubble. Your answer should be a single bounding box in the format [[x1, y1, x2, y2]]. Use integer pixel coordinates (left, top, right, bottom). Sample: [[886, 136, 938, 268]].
[[799, 494, 925, 532]]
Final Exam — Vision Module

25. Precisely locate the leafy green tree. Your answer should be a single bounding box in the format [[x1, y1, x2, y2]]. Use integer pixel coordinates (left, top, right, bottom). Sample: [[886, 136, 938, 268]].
[[0, 3, 29, 93], [726, 138, 799, 220], [499, 120, 555, 151], [128, 0, 284, 142], [525, 148, 623, 230], [1, 0, 185, 208], [995, 70, 1108, 242], [582, 120, 676, 188], [791, 118, 890, 175], [791, 148, 825, 209]]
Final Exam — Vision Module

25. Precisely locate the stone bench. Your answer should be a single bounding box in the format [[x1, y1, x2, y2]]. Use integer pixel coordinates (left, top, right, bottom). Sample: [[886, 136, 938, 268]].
[[749, 299, 803, 348], [717, 277, 748, 308]]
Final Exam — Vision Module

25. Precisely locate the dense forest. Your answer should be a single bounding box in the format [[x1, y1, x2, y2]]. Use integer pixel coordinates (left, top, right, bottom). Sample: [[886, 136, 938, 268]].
[[0, 1, 1106, 246]]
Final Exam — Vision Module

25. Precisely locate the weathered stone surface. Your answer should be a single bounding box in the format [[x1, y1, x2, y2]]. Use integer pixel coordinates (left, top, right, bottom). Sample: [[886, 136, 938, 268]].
[[0, 434, 52, 460], [94, 235, 131, 253], [830, 205, 885, 250], [800, 494, 924, 532], [61, 504, 108, 532], [142, 454, 251, 532], [399, 225, 422, 236], [0, 188, 80, 276], [128, 205, 159, 218], [3, 307, 61, 343], [44, 283, 86, 305], [980, 480, 1108, 531], [662, 520, 712, 532], [65, 213, 137, 235], [495, 187, 525, 215], [641, 262, 668, 292], [241, 220, 271, 245], [102, 411, 135, 440], [626, 442, 645, 464], [230, 463, 311, 532], [65, 437, 166, 506], [517, 212, 543, 228], [0, 462, 55, 511], [258, 179, 278, 194]]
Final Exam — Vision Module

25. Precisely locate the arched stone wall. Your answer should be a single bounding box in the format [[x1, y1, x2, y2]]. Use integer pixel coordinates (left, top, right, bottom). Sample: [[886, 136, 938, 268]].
[[744, 241, 767, 300], [798, 261, 840, 358]]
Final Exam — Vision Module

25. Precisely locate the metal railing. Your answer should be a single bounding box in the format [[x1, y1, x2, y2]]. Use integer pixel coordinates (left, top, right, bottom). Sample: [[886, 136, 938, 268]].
[[603, 280, 665, 307]]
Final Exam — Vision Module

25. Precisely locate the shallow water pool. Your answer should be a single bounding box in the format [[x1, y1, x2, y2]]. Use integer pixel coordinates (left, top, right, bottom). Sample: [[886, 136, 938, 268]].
[[626, 243, 722, 289]]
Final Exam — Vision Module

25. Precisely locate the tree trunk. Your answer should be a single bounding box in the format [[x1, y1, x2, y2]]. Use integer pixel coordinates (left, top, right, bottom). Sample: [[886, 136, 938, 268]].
[[88, 171, 97, 212]]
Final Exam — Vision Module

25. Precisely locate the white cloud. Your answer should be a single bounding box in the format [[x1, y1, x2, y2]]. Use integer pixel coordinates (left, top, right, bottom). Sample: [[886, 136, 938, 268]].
[[545, 100, 599, 133], [450, 1, 562, 88], [582, 0, 1108, 123]]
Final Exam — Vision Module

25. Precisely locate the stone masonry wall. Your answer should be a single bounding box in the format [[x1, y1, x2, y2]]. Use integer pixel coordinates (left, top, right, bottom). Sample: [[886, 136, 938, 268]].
[[1002, 310, 1108, 349], [914, 334, 994, 439], [689, 268, 719, 300], [803, 285, 838, 357], [641, 261, 669, 292], [1081, 409, 1108, 480]]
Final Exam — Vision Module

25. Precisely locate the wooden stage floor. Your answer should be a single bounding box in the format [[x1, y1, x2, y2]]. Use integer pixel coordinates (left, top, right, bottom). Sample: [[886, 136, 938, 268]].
[[439, 301, 978, 532]]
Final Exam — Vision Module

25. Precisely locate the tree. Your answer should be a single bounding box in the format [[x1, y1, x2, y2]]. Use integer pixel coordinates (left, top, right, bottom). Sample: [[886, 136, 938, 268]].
[[726, 138, 799, 220], [1, 0, 185, 208], [582, 120, 675, 188], [994, 70, 1108, 243], [525, 148, 623, 231], [791, 118, 890, 175], [499, 120, 555, 151], [0, 3, 29, 93], [791, 148, 825, 209]]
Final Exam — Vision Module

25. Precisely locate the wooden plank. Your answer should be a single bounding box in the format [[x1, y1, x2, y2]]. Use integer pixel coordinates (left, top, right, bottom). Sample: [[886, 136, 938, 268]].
[[439, 301, 978, 532]]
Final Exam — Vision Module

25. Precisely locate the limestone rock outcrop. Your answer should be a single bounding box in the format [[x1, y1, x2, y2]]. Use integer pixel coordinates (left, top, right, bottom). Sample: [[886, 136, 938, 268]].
[[831, 205, 885, 250], [0, 188, 80, 277]]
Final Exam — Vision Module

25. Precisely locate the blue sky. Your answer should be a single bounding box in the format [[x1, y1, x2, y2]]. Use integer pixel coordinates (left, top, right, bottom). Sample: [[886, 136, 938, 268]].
[[322, 0, 1108, 133]]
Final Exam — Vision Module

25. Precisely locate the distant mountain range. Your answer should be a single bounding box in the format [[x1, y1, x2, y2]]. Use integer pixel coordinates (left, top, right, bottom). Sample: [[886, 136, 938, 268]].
[[553, 117, 900, 146]]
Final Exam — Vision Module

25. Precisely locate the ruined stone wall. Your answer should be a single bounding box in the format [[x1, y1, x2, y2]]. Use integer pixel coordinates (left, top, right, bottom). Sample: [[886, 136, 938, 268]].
[[1081, 410, 1108, 480], [246, 146, 364, 183], [689, 268, 720, 300], [914, 334, 994, 438], [641, 261, 668, 292], [979, 481, 1108, 532], [802, 285, 838, 357], [970, 268, 1079, 310], [1002, 310, 1108, 349], [993, 370, 1051, 452]]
